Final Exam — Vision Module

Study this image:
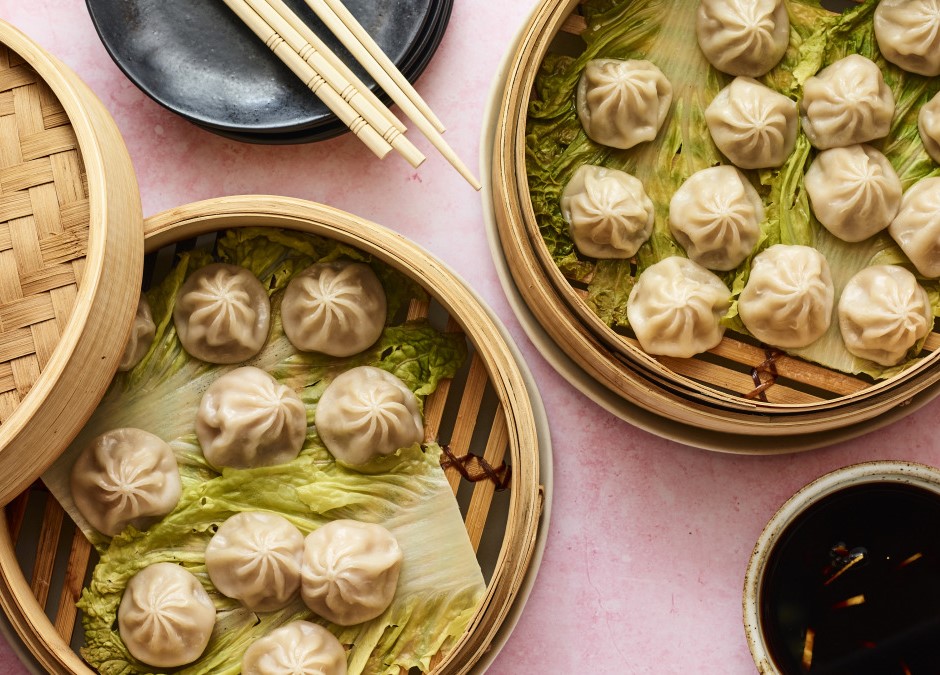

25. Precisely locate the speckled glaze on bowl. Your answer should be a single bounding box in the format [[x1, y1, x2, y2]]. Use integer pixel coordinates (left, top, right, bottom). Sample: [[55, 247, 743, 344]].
[[743, 461, 940, 673]]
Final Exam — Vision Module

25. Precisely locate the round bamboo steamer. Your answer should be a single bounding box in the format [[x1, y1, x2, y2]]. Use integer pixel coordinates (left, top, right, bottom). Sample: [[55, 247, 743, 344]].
[[491, 0, 940, 435], [0, 195, 543, 675], [0, 20, 143, 506]]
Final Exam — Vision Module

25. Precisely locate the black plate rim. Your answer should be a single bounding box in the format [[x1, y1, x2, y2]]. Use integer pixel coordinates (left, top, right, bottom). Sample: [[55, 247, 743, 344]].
[[194, 0, 453, 145], [84, 0, 452, 138]]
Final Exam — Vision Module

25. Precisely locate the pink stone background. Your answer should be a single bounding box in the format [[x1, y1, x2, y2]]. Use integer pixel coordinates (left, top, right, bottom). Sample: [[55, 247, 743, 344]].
[[0, 1, 938, 673]]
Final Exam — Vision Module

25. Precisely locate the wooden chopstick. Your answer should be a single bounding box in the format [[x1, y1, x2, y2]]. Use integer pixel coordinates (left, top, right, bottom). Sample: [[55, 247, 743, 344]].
[[259, 0, 404, 135], [247, 0, 425, 167], [304, 0, 483, 190], [317, 0, 446, 134], [221, 0, 393, 160]]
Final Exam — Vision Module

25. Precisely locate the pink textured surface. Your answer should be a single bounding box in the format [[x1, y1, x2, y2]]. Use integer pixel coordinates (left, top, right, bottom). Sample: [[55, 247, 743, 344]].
[[0, 1, 938, 673]]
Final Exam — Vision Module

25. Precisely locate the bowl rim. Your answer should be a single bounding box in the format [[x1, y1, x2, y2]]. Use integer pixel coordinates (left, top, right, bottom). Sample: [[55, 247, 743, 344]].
[[742, 459, 940, 673]]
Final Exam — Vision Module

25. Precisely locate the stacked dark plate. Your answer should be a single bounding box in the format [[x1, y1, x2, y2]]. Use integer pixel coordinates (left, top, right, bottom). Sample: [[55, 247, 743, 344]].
[[86, 0, 453, 143]]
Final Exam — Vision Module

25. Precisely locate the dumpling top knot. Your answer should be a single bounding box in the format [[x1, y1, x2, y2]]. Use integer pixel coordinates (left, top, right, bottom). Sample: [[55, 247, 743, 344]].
[[874, 0, 940, 76], [282, 261, 387, 357], [174, 263, 270, 364], [576, 58, 672, 150], [800, 55, 895, 150], [696, 0, 789, 77]]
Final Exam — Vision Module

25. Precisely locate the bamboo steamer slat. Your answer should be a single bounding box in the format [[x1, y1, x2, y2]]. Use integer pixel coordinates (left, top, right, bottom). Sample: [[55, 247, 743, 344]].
[[0, 196, 543, 675], [491, 0, 940, 436], [0, 20, 143, 504]]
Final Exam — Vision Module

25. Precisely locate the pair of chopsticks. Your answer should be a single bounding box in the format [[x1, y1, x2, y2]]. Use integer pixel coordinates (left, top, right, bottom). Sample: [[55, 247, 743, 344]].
[[221, 0, 482, 190]]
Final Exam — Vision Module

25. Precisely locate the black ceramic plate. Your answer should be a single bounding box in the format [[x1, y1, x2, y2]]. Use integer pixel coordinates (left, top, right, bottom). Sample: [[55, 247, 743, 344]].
[[86, 0, 452, 140], [190, 0, 452, 144]]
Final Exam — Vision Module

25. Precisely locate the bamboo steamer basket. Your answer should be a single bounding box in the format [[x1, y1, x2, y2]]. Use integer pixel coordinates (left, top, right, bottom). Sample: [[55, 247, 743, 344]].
[[491, 0, 940, 436], [0, 195, 544, 675], [0, 21, 143, 506]]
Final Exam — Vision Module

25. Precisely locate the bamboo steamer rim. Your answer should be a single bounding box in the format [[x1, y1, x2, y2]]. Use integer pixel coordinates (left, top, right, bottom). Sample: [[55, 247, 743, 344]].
[[0, 195, 542, 675], [491, 0, 940, 431], [0, 21, 142, 506]]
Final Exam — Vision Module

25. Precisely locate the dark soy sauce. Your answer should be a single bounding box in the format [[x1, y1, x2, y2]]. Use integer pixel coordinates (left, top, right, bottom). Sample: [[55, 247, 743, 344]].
[[761, 483, 940, 674]]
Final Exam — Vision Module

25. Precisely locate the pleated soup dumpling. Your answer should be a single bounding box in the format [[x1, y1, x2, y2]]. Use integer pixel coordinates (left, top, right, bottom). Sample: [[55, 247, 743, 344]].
[[301, 519, 403, 626], [205, 512, 304, 612], [118, 562, 216, 668], [626, 257, 731, 358], [668, 166, 763, 271], [576, 58, 673, 150], [800, 54, 895, 150], [560, 164, 655, 259], [838, 265, 933, 367], [242, 621, 347, 675], [874, 0, 940, 77], [281, 261, 387, 357], [919, 91, 940, 164], [70, 428, 181, 537], [705, 77, 798, 169], [174, 263, 270, 364], [196, 366, 307, 470], [315, 366, 422, 465], [738, 245, 835, 349], [888, 177, 940, 278], [804, 144, 902, 242], [118, 295, 156, 372], [696, 0, 789, 77]]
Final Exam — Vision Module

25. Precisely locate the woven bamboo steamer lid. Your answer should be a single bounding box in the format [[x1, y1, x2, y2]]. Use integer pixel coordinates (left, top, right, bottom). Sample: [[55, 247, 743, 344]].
[[491, 0, 940, 435], [0, 195, 543, 675], [0, 20, 142, 505]]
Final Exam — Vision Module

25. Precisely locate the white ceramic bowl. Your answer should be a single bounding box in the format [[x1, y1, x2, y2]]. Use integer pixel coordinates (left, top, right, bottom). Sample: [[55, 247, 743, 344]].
[[743, 460, 940, 673]]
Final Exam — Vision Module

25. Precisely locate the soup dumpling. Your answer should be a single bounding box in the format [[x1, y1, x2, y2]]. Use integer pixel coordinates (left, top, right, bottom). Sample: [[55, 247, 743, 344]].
[[560, 164, 655, 259], [118, 563, 215, 668], [196, 366, 307, 470], [281, 261, 387, 357], [919, 91, 940, 165], [696, 0, 789, 77], [174, 263, 270, 364], [839, 265, 933, 367], [242, 621, 347, 675], [627, 257, 731, 358], [300, 519, 402, 626], [315, 366, 422, 465], [668, 165, 763, 271], [705, 77, 798, 169], [119, 295, 156, 372], [576, 58, 672, 150], [804, 145, 902, 242], [205, 511, 304, 612], [70, 428, 181, 537], [800, 55, 895, 150], [874, 0, 940, 77], [888, 177, 940, 279], [738, 245, 835, 349]]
